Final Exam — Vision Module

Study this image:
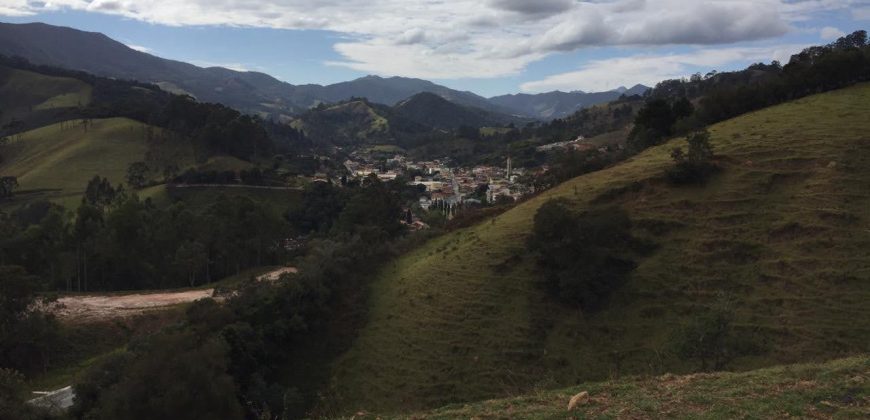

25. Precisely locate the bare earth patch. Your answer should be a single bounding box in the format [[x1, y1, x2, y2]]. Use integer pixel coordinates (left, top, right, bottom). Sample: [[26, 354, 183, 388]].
[[45, 267, 299, 323], [257, 266, 298, 282], [48, 289, 215, 323]]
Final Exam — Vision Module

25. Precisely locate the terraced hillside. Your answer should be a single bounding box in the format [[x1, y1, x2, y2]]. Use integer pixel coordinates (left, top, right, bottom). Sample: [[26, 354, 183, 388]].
[[326, 84, 870, 414], [0, 117, 181, 207], [392, 356, 869, 419]]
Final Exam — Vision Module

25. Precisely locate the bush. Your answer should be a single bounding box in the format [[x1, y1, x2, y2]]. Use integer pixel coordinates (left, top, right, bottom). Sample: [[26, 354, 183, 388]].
[[74, 331, 243, 420], [0, 266, 59, 375], [529, 199, 640, 312], [672, 300, 762, 371], [667, 130, 718, 185]]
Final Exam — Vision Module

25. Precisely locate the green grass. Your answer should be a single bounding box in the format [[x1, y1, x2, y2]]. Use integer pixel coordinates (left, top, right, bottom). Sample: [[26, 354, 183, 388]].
[[138, 184, 172, 206], [0, 118, 164, 208], [324, 83, 870, 414], [375, 356, 869, 419], [198, 155, 256, 172], [0, 65, 91, 119], [27, 348, 124, 394]]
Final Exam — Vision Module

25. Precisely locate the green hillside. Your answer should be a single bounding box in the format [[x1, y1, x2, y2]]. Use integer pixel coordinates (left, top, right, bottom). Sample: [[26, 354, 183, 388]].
[[0, 117, 174, 207], [292, 100, 393, 145], [0, 65, 92, 120], [387, 356, 869, 419], [325, 83, 870, 414]]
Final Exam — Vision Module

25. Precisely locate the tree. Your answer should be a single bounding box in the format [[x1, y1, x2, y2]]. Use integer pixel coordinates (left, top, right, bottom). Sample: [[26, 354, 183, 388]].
[[671, 300, 759, 372], [0, 368, 53, 420], [162, 164, 179, 183], [674, 310, 735, 371], [73, 204, 104, 292], [175, 241, 208, 287], [126, 161, 149, 189], [0, 176, 18, 198], [686, 130, 714, 164], [77, 332, 244, 420], [83, 176, 117, 208], [0, 266, 59, 374], [667, 130, 717, 185], [529, 199, 640, 312], [0, 135, 7, 165]]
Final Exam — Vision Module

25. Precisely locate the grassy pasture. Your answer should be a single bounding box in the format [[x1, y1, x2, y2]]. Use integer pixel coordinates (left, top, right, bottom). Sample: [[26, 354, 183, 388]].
[[0, 65, 91, 120], [0, 117, 200, 209], [325, 83, 870, 414], [0, 118, 161, 208], [387, 356, 869, 419]]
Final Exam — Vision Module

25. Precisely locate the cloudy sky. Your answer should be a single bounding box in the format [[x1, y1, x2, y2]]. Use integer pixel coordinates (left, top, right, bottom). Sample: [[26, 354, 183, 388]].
[[1, 0, 868, 96]]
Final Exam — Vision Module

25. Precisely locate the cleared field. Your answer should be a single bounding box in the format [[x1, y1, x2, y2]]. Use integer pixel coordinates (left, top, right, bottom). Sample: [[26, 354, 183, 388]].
[[0, 117, 161, 207], [198, 155, 257, 172], [326, 84, 870, 414], [385, 356, 869, 419], [0, 65, 92, 119], [42, 266, 288, 323]]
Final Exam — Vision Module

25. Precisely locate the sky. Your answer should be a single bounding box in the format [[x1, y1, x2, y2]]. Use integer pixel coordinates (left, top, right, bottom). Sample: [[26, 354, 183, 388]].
[[0, 0, 868, 97]]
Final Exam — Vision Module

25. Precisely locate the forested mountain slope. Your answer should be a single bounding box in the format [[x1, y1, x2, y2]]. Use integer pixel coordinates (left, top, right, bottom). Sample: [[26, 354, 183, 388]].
[[0, 22, 644, 120], [325, 83, 870, 414]]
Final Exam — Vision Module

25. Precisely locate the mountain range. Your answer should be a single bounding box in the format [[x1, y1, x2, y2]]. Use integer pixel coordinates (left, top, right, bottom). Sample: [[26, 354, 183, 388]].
[[0, 22, 648, 121]]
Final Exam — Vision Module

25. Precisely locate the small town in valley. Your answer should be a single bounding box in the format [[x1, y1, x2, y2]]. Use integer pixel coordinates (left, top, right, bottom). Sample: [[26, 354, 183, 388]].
[[343, 149, 534, 217]]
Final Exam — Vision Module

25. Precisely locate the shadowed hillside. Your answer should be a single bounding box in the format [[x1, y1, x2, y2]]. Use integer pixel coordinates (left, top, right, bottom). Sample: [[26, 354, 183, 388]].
[[324, 83, 870, 414]]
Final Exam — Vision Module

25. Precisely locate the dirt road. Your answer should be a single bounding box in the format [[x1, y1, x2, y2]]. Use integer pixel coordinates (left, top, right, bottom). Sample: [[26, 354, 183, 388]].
[[48, 289, 215, 322], [46, 267, 297, 322], [256, 266, 298, 282]]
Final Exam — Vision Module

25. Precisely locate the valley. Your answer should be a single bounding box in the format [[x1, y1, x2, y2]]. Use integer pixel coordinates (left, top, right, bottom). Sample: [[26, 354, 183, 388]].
[[0, 17, 867, 420]]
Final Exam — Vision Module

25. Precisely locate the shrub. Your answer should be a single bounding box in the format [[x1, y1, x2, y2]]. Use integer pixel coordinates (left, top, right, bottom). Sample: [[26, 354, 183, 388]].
[[672, 300, 762, 371], [667, 130, 718, 185], [529, 199, 639, 313]]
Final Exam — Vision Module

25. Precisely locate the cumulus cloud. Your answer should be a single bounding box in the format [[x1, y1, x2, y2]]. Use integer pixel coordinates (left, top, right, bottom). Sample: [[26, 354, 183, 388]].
[[820, 26, 846, 40], [488, 0, 574, 17], [0, 0, 857, 80], [520, 44, 807, 92]]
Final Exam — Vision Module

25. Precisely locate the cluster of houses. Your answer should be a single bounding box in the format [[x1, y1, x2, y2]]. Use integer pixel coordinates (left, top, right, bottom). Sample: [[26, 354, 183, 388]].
[[343, 150, 531, 216]]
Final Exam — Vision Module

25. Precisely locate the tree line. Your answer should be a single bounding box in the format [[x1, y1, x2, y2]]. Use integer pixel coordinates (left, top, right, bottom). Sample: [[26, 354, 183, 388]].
[[0, 176, 290, 292], [59, 176, 427, 419], [630, 30, 869, 150]]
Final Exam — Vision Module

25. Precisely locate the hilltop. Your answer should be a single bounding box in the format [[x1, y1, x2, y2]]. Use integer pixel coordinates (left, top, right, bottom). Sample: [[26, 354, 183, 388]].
[[289, 95, 531, 148], [324, 83, 870, 414]]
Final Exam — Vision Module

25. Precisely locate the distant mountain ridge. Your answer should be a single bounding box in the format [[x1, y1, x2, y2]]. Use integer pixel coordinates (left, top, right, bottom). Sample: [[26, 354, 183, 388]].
[[0, 21, 648, 120], [489, 84, 649, 119]]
